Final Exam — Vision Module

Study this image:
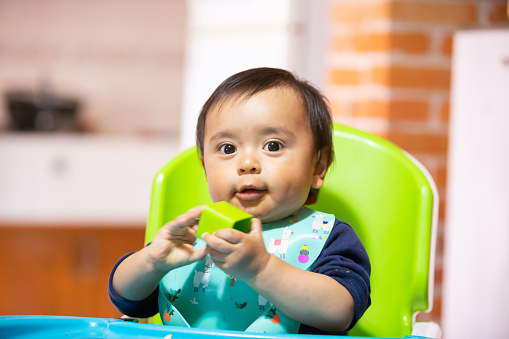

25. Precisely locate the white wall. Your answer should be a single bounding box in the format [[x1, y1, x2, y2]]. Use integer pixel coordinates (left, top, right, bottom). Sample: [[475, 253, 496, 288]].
[[179, 0, 329, 149], [443, 29, 509, 339]]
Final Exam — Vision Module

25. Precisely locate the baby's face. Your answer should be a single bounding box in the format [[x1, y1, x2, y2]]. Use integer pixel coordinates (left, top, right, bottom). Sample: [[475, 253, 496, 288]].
[[201, 87, 325, 223]]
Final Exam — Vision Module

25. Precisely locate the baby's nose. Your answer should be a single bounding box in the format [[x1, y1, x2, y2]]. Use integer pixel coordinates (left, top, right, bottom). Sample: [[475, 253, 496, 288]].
[[237, 154, 261, 175]]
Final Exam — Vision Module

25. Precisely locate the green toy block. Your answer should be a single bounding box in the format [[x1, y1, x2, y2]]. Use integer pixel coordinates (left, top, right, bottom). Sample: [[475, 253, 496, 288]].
[[196, 201, 252, 238]]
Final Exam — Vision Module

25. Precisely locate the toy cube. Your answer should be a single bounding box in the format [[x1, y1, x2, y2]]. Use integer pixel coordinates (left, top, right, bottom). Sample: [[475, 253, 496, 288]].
[[196, 201, 252, 238]]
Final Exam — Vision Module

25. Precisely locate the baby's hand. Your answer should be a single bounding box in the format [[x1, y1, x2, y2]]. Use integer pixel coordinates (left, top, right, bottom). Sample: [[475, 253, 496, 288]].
[[147, 206, 208, 273], [201, 218, 270, 282]]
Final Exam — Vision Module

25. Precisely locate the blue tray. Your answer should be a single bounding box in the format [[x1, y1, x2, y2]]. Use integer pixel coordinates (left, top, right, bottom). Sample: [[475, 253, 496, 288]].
[[0, 316, 424, 338]]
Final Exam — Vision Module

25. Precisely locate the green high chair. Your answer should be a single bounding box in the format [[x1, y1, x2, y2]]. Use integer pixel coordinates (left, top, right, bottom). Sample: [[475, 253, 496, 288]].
[[145, 123, 441, 338]]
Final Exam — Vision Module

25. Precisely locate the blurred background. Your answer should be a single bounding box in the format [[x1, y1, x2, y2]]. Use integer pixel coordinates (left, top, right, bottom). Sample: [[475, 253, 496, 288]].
[[0, 0, 508, 338]]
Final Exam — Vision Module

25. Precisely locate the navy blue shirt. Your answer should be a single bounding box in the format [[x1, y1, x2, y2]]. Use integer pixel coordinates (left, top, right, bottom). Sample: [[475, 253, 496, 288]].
[[108, 217, 371, 335]]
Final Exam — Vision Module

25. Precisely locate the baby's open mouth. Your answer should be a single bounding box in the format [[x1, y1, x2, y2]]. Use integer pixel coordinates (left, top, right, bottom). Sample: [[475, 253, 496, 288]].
[[236, 187, 267, 201]]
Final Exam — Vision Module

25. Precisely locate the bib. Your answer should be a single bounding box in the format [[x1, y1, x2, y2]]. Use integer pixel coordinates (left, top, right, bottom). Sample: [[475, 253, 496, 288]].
[[158, 208, 335, 334]]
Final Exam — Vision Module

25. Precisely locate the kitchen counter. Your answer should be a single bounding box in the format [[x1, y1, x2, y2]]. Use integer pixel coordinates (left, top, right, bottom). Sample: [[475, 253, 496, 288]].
[[0, 133, 181, 225]]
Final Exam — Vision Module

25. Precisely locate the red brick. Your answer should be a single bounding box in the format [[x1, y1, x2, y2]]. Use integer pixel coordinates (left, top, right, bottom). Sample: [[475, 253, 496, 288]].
[[391, 1, 477, 25], [330, 69, 361, 86], [441, 102, 450, 122], [488, 3, 509, 24], [436, 165, 448, 188], [439, 198, 446, 222], [387, 132, 448, 153], [441, 34, 453, 57], [354, 32, 430, 54], [331, 2, 391, 23], [352, 100, 428, 120], [372, 66, 451, 89], [433, 265, 443, 288]]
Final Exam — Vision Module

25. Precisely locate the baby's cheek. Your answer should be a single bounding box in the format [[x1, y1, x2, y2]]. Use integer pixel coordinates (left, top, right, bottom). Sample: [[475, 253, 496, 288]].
[[207, 182, 225, 202], [276, 184, 307, 205]]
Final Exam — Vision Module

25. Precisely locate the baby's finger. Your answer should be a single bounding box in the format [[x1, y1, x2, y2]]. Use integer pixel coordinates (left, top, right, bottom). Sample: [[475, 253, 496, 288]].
[[173, 205, 207, 226], [206, 247, 227, 263], [188, 246, 208, 263], [249, 218, 262, 234], [165, 205, 206, 233], [201, 232, 233, 254], [214, 228, 245, 244]]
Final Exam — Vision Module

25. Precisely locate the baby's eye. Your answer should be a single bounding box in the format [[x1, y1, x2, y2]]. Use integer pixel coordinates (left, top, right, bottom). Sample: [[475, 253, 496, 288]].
[[263, 141, 283, 152], [219, 143, 237, 154]]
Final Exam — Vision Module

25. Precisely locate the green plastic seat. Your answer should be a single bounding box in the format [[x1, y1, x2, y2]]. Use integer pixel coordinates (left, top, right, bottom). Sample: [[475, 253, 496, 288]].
[[145, 123, 439, 337]]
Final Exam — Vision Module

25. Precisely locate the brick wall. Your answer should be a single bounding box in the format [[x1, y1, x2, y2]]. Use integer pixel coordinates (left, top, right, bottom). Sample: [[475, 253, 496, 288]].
[[327, 0, 509, 326]]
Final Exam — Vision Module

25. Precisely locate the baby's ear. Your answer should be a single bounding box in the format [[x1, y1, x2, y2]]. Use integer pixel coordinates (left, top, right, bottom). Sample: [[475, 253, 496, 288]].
[[199, 153, 205, 167], [199, 153, 207, 177], [311, 148, 329, 189]]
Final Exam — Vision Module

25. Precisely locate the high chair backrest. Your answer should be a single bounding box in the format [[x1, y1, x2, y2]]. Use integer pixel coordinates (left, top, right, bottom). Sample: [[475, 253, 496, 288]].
[[145, 123, 438, 337]]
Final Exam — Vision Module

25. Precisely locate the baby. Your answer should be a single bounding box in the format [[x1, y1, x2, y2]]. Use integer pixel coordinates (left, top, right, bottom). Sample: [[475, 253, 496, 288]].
[[109, 68, 370, 335]]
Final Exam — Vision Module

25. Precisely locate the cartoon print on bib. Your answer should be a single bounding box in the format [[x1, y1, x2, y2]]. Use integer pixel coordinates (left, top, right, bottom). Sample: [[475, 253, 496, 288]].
[[268, 227, 293, 258], [298, 245, 309, 263], [235, 301, 248, 309], [158, 208, 335, 334], [266, 307, 280, 324], [312, 214, 333, 235], [193, 257, 215, 292], [167, 288, 181, 302], [164, 305, 174, 322], [258, 294, 272, 310], [227, 275, 237, 287]]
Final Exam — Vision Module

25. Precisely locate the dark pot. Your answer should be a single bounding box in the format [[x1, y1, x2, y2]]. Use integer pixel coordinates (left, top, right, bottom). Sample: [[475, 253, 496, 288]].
[[6, 90, 80, 132]]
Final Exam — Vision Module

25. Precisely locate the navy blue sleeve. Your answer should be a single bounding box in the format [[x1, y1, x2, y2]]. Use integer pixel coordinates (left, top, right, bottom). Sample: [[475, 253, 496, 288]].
[[299, 218, 371, 335], [108, 252, 160, 318]]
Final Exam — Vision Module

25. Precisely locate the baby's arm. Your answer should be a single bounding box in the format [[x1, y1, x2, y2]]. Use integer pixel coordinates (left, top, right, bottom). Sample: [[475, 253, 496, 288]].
[[248, 252, 355, 332], [112, 206, 208, 301], [202, 219, 355, 332]]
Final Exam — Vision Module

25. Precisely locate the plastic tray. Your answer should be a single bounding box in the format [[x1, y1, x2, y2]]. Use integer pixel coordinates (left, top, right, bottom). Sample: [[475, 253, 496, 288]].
[[0, 316, 422, 338]]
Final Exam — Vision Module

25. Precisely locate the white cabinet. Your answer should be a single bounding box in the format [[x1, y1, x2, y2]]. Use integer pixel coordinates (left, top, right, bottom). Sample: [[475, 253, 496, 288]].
[[443, 30, 509, 339], [0, 135, 180, 224]]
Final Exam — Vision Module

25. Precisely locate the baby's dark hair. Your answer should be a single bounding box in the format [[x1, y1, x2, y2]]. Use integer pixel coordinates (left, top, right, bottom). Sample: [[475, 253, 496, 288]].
[[196, 67, 334, 168]]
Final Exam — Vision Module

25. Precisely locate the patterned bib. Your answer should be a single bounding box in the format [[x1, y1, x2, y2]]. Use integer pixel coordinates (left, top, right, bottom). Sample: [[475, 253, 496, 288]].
[[158, 208, 335, 334]]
